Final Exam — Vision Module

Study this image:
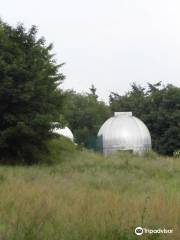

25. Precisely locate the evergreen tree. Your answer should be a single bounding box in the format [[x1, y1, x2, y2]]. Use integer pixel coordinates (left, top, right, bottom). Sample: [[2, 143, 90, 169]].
[[89, 84, 98, 100], [0, 20, 65, 164]]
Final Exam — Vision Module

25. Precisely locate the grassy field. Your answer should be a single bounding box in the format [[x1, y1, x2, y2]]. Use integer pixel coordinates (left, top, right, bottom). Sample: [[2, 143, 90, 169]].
[[0, 144, 179, 240]]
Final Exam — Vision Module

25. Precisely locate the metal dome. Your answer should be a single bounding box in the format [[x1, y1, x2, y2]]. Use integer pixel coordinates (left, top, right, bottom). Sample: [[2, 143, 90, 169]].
[[53, 125, 74, 142], [97, 112, 151, 155]]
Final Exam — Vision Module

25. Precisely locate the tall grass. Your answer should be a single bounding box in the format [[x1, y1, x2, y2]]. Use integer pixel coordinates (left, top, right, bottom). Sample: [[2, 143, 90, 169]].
[[0, 145, 179, 239]]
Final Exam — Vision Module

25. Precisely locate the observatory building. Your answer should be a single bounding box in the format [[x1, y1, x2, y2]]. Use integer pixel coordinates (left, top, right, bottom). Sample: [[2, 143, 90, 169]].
[[52, 124, 74, 142], [97, 112, 151, 155]]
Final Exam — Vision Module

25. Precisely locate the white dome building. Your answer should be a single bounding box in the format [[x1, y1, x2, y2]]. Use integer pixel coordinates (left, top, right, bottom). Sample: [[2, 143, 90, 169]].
[[52, 124, 74, 142], [97, 112, 151, 155]]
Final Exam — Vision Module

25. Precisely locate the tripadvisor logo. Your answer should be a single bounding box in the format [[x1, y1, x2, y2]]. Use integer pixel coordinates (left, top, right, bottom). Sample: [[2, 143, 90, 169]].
[[135, 227, 143, 236], [135, 226, 173, 236]]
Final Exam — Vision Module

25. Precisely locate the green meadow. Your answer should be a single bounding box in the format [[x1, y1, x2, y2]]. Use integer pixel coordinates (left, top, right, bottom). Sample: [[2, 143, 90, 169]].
[[0, 140, 179, 240]]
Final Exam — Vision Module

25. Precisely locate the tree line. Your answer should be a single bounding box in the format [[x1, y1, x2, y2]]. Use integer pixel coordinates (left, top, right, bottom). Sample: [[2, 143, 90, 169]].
[[0, 20, 179, 164]]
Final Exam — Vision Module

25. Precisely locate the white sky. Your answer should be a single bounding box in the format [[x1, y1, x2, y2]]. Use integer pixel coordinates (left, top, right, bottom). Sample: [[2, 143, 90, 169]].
[[1, 0, 180, 101]]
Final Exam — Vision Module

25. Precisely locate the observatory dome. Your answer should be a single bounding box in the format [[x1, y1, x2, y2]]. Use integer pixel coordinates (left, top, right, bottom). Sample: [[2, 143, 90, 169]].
[[97, 112, 151, 155], [52, 125, 74, 142]]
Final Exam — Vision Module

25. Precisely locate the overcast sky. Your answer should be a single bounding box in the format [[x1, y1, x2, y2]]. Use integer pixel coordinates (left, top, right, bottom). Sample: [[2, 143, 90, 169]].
[[1, 0, 180, 101]]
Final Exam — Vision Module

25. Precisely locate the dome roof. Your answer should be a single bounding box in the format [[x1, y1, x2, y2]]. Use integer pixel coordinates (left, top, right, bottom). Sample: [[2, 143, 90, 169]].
[[53, 125, 74, 141], [97, 112, 151, 155]]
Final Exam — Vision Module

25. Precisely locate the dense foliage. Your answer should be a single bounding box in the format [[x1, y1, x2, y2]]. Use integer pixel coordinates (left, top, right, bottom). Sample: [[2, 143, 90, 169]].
[[63, 86, 111, 149], [0, 19, 179, 161], [109, 82, 180, 155], [0, 20, 64, 164], [63, 82, 180, 156]]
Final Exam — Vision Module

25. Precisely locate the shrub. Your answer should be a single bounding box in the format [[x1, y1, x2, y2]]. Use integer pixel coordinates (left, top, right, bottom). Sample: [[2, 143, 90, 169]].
[[44, 137, 77, 164]]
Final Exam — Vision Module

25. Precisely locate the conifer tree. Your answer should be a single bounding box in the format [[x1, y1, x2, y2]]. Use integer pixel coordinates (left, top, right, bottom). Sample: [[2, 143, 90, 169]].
[[0, 20, 65, 164]]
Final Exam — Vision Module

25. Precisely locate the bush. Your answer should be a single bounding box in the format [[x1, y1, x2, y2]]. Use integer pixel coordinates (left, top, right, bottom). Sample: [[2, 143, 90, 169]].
[[44, 137, 77, 164]]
